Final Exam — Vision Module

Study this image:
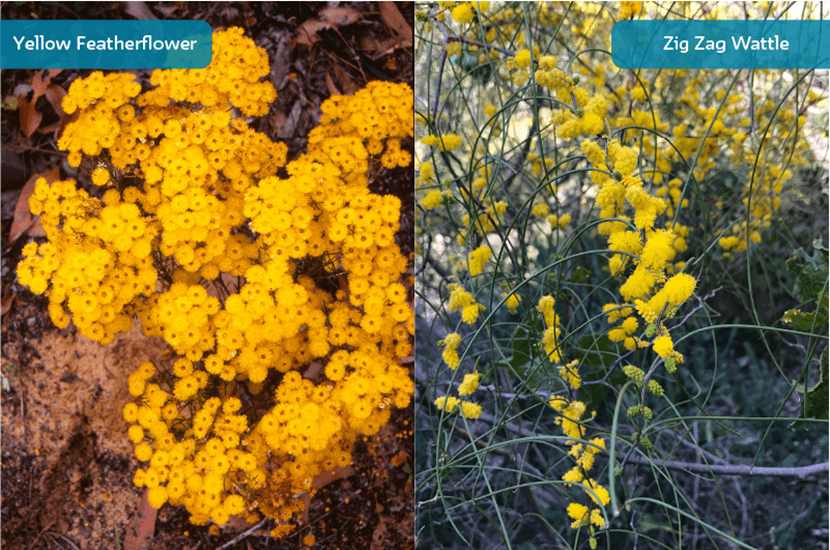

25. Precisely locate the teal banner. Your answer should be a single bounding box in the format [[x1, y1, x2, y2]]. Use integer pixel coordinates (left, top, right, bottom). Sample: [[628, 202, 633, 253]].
[[612, 20, 830, 69], [1, 20, 212, 69]]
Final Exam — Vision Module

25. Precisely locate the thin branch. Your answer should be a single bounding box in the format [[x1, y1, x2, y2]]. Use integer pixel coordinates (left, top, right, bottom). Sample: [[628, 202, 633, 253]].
[[214, 518, 269, 550], [625, 454, 829, 479]]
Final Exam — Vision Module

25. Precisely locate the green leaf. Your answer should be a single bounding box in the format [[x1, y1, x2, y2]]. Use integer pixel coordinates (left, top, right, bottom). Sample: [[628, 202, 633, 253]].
[[782, 308, 827, 332], [786, 240, 829, 303], [804, 346, 828, 421]]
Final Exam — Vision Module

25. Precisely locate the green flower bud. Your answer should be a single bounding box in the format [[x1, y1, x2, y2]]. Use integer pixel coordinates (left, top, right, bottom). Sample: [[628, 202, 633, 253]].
[[641, 406, 653, 421], [640, 435, 653, 451], [664, 357, 677, 373], [627, 405, 641, 418], [647, 379, 664, 397], [644, 323, 657, 338], [623, 365, 645, 384]]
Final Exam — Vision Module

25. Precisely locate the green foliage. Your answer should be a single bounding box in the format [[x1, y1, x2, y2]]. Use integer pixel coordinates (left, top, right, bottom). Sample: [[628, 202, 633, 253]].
[[786, 240, 829, 303]]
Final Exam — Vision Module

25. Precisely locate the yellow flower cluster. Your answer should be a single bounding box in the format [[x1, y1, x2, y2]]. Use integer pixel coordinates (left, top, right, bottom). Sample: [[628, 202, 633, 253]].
[[444, 1, 490, 25], [459, 197, 507, 244], [19, 178, 154, 343], [442, 332, 463, 369], [549, 397, 609, 529], [447, 283, 485, 324], [18, 27, 413, 534], [500, 288, 521, 314], [434, 369, 482, 419], [421, 133, 463, 152], [537, 295, 565, 365], [468, 245, 491, 276]]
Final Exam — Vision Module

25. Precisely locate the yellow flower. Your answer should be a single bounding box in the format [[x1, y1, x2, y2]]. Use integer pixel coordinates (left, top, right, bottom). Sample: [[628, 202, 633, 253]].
[[653, 335, 674, 358], [135, 443, 153, 462], [422, 189, 443, 209], [662, 273, 696, 305], [434, 395, 460, 413], [147, 485, 168, 509], [460, 401, 482, 419], [515, 49, 532, 68], [458, 373, 480, 395], [567, 502, 589, 528], [451, 3, 474, 24]]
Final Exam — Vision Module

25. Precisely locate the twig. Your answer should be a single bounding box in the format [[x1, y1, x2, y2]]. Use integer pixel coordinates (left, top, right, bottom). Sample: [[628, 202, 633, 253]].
[[214, 518, 269, 550], [624, 454, 828, 479]]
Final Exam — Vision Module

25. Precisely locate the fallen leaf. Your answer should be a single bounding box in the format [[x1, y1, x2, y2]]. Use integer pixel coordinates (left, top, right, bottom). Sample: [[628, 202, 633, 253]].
[[370, 515, 388, 550], [31, 70, 51, 100], [12, 83, 32, 97], [322, 6, 361, 26], [296, 7, 361, 46], [18, 94, 43, 138], [154, 4, 178, 17], [9, 167, 59, 244], [27, 219, 46, 238], [1, 290, 16, 317], [325, 69, 342, 96], [378, 3, 413, 47], [271, 109, 288, 136], [44, 84, 66, 117], [277, 102, 303, 139], [359, 35, 399, 53], [124, 1, 158, 20], [43, 84, 76, 136], [123, 489, 157, 550], [332, 63, 360, 95], [313, 465, 355, 491]]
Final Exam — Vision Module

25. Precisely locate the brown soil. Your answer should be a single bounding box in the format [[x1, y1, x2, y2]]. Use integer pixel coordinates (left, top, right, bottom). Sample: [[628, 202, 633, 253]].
[[2, 2, 414, 549]]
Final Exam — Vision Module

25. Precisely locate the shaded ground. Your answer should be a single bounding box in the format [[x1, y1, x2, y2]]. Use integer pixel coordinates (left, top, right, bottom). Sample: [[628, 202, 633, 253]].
[[1, 2, 414, 549]]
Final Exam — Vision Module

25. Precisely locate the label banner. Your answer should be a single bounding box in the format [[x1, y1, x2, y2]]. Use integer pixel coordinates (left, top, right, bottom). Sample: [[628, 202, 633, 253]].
[[612, 20, 830, 69], [1, 20, 212, 69]]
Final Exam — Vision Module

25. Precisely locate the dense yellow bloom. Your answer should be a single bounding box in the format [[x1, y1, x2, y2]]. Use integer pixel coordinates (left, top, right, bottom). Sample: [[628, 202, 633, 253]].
[[460, 401, 482, 419], [458, 373, 480, 395], [422, 189, 443, 209], [567, 502, 589, 528], [17, 26, 415, 535], [653, 335, 674, 358], [550, 398, 586, 440], [662, 273, 697, 305], [447, 283, 484, 324], [559, 359, 581, 389], [434, 395, 461, 413], [442, 332, 462, 369], [421, 133, 463, 151], [468, 245, 492, 276]]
